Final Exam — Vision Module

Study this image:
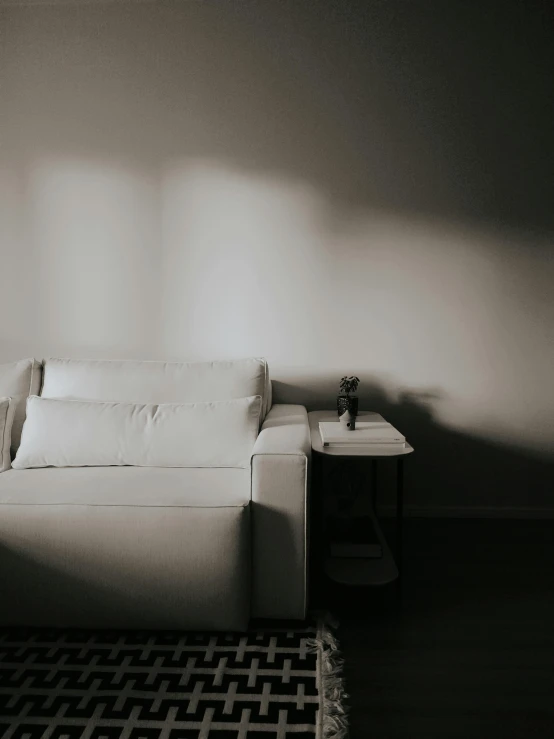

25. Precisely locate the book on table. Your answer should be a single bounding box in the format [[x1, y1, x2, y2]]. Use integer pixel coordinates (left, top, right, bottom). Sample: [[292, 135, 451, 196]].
[[319, 420, 405, 447], [329, 515, 383, 558]]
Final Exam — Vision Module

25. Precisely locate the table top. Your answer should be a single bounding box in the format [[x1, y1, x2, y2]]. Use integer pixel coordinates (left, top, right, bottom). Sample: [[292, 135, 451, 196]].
[[308, 410, 414, 457]]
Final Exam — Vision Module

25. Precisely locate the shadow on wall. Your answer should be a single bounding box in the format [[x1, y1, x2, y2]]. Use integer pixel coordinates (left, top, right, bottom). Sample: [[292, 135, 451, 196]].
[[1, 0, 553, 513], [273, 376, 554, 515], [2, 1, 553, 231]]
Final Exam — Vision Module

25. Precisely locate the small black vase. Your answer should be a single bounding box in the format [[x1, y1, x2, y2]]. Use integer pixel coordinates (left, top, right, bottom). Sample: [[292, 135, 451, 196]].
[[337, 395, 359, 418]]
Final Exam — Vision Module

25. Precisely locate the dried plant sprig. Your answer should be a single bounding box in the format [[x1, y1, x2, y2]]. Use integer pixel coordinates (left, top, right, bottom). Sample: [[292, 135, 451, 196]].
[[339, 376, 360, 396]]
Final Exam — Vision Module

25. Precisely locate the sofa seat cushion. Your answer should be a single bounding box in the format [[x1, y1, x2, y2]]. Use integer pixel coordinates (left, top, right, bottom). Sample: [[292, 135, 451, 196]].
[[0, 468, 250, 630], [0, 466, 250, 507]]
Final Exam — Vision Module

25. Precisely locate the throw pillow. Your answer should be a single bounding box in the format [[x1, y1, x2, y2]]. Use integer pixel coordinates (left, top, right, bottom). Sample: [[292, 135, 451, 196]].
[[0, 397, 16, 472], [13, 395, 262, 470]]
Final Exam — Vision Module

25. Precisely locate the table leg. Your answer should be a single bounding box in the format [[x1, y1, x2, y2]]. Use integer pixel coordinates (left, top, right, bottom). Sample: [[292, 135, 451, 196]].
[[308, 452, 321, 608], [396, 456, 404, 576], [371, 459, 378, 511]]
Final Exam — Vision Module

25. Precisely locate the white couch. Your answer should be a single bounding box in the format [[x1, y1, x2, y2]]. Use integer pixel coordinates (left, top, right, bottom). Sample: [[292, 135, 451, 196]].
[[0, 357, 311, 631]]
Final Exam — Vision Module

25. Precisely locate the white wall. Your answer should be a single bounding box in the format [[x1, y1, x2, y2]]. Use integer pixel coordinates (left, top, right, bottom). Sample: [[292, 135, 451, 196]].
[[1, 1, 553, 512]]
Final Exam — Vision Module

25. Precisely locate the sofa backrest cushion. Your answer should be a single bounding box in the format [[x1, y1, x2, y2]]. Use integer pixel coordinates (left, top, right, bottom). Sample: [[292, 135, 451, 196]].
[[41, 357, 271, 420], [12, 395, 262, 470], [0, 398, 17, 472], [0, 359, 42, 456]]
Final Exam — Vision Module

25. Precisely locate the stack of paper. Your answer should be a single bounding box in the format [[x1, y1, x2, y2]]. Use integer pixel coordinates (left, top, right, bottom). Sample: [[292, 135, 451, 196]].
[[319, 420, 405, 447]]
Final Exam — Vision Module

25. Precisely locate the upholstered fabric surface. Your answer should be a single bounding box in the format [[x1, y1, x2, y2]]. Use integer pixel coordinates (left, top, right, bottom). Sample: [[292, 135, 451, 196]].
[[0, 466, 251, 506], [13, 395, 262, 470], [0, 358, 42, 455], [41, 356, 271, 420], [250, 404, 311, 620], [0, 467, 250, 630], [0, 360, 310, 629], [0, 397, 16, 472]]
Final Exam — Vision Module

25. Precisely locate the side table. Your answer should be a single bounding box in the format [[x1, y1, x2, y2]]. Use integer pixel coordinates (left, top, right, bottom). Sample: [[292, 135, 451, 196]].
[[308, 410, 414, 586]]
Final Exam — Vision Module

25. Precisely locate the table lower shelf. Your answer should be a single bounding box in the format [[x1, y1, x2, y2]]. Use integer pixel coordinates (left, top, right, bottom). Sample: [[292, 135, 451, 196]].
[[324, 510, 398, 586]]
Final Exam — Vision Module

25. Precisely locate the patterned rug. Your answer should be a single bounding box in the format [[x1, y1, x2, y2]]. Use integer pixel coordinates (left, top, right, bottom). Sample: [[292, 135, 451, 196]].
[[0, 619, 347, 739]]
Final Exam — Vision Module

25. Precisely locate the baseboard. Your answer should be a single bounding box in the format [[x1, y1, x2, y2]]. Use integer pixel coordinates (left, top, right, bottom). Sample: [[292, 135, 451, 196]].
[[377, 504, 554, 519]]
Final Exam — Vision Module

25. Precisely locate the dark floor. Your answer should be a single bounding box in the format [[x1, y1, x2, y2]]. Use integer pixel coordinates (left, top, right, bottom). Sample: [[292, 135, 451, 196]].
[[320, 519, 554, 739]]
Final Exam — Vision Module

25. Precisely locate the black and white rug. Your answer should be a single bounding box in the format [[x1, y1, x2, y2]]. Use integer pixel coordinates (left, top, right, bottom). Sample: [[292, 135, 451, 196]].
[[0, 620, 347, 739]]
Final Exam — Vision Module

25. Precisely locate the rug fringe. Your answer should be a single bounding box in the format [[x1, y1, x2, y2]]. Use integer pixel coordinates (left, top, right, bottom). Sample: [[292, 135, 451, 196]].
[[306, 612, 349, 739]]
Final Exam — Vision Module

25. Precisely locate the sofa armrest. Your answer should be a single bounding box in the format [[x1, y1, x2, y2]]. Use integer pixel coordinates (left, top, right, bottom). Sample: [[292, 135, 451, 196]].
[[251, 404, 310, 619]]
